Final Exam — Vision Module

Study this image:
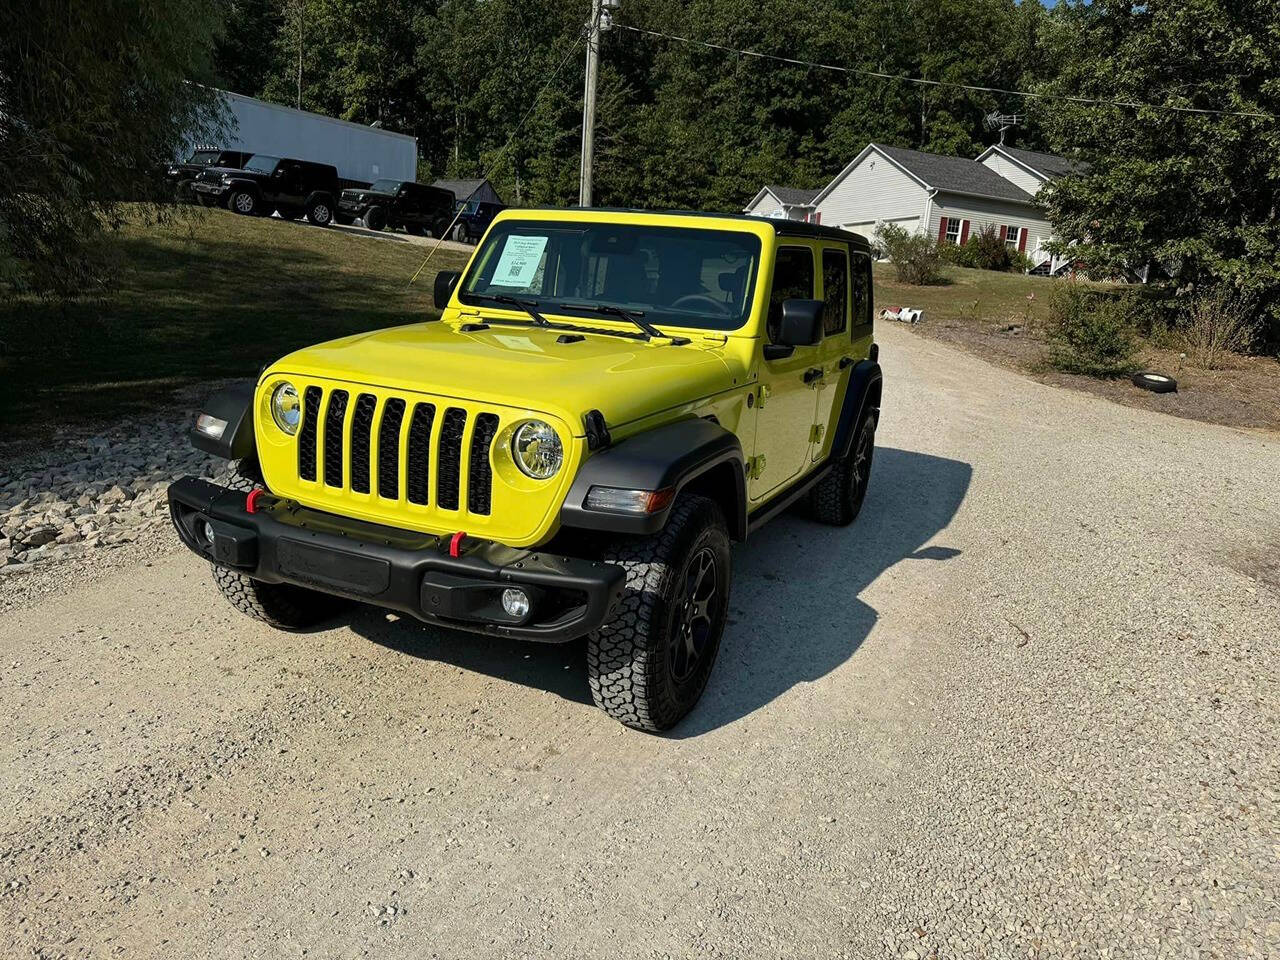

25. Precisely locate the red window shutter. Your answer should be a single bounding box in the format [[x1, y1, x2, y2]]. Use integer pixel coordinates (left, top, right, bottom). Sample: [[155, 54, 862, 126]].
[[1018, 228, 1027, 253], [815, 211, 821, 224], [959, 220, 970, 244], [998, 225, 1008, 242], [938, 217, 949, 241]]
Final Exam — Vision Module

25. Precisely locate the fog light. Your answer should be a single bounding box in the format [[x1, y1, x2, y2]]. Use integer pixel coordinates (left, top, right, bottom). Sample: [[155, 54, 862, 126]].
[[200, 519, 215, 545], [501, 588, 530, 619], [195, 412, 228, 439]]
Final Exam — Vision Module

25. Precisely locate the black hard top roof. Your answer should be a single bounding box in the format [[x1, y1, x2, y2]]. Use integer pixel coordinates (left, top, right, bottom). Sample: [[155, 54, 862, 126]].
[[517, 206, 872, 251]]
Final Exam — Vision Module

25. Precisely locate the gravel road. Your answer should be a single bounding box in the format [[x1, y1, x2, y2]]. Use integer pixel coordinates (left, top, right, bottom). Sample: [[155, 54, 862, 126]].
[[1, 323, 1277, 959]]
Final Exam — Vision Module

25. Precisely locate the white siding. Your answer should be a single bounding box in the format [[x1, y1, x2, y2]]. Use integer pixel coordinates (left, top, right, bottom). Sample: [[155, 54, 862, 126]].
[[927, 193, 1055, 265], [745, 192, 781, 217], [979, 153, 1046, 196], [815, 149, 930, 233]]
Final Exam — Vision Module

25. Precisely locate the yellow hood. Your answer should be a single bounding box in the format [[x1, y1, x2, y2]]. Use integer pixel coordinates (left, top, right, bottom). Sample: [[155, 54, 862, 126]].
[[265, 319, 737, 434]]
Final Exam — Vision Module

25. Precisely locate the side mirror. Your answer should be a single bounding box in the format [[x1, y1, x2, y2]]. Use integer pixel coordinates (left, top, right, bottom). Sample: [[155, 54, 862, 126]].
[[433, 270, 461, 310], [764, 299, 824, 359]]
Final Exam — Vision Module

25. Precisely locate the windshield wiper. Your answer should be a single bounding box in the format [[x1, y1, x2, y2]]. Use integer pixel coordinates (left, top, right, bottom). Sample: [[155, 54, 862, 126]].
[[554, 303, 667, 340], [469, 294, 551, 327]]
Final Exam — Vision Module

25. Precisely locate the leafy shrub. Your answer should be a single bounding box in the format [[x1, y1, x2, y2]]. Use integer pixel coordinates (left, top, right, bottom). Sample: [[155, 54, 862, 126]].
[[1043, 281, 1139, 377], [968, 224, 1013, 271], [874, 223, 946, 285], [939, 240, 978, 268], [1180, 286, 1259, 369]]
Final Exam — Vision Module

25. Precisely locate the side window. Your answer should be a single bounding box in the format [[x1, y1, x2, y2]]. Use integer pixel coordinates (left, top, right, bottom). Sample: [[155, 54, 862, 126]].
[[851, 252, 872, 331], [768, 247, 814, 342], [821, 248, 848, 336]]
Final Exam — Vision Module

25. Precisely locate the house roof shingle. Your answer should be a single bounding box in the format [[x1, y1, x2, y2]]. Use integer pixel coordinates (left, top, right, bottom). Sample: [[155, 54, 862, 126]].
[[994, 146, 1090, 180], [766, 185, 820, 206], [873, 143, 1034, 203], [431, 178, 504, 205]]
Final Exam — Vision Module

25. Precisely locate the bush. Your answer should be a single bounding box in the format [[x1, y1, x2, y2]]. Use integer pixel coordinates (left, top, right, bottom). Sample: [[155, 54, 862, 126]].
[[940, 240, 978, 268], [1043, 281, 1139, 377], [1180, 286, 1258, 369], [874, 223, 946, 285], [968, 224, 1012, 271]]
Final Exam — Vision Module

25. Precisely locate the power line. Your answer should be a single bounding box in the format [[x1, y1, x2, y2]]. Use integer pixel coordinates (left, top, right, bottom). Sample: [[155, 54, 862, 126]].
[[614, 22, 1274, 121], [409, 29, 587, 287]]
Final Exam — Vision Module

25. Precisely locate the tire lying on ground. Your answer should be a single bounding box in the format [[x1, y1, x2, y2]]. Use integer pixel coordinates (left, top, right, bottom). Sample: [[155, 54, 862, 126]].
[[1132, 371, 1177, 394]]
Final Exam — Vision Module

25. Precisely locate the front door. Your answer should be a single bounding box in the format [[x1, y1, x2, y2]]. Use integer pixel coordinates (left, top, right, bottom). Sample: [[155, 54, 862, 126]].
[[750, 243, 822, 502]]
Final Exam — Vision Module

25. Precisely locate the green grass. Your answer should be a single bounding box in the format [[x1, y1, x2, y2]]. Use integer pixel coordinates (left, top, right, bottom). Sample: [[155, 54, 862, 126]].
[[872, 260, 1050, 328], [0, 207, 468, 445]]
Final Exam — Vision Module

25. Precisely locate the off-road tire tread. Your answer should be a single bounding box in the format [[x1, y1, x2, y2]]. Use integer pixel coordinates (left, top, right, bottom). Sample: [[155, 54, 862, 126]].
[[586, 495, 727, 732], [809, 414, 875, 526], [210, 460, 341, 630]]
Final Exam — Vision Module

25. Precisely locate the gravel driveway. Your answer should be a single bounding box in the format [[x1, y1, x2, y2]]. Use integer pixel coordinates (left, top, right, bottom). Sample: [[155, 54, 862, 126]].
[[1, 323, 1276, 959]]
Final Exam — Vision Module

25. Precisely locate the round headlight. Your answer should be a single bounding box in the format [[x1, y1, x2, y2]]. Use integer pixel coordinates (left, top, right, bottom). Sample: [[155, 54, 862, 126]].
[[270, 382, 302, 435], [511, 421, 562, 479]]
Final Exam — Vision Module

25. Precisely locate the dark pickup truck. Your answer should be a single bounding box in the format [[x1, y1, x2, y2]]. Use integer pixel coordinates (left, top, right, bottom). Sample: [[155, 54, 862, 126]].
[[166, 149, 253, 201], [337, 180, 456, 236], [192, 155, 340, 226]]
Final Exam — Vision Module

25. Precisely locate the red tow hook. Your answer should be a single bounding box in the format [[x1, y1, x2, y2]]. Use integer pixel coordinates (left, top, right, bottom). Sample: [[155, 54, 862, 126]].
[[449, 531, 467, 558], [245, 488, 265, 514]]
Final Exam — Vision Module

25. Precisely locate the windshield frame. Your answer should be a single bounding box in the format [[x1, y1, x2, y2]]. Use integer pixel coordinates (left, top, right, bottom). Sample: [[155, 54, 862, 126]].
[[243, 154, 281, 174], [457, 218, 762, 334]]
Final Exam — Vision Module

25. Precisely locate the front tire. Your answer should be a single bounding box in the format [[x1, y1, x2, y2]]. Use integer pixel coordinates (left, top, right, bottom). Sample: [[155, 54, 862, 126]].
[[587, 495, 731, 732], [305, 196, 334, 226], [363, 205, 387, 231], [211, 461, 346, 631], [229, 189, 258, 216], [809, 411, 876, 526]]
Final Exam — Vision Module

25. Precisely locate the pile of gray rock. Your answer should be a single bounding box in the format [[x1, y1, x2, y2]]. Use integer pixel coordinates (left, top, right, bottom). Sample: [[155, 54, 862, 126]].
[[0, 417, 233, 578]]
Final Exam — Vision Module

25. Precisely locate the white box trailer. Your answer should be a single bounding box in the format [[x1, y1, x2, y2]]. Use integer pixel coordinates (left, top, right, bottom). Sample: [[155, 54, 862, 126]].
[[208, 89, 417, 187]]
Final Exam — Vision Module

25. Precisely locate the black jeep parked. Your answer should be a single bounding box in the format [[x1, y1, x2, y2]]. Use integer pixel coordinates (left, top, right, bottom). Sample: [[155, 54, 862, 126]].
[[449, 199, 505, 244], [166, 149, 253, 201], [336, 180, 456, 236], [191, 155, 340, 226]]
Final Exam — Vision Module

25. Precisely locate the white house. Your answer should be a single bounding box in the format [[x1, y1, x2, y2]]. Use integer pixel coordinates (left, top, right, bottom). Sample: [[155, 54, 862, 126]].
[[742, 185, 820, 221], [747, 143, 1086, 274]]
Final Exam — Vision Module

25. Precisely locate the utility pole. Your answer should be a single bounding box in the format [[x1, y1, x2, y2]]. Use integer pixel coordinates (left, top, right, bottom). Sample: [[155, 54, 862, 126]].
[[296, 0, 305, 110], [579, 0, 618, 207]]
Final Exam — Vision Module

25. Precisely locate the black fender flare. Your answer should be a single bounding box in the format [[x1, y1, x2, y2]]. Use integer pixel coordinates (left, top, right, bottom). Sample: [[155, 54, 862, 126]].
[[190, 381, 257, 461], [222, 177, 260, 197], [832, 358, 883, 460], [560, 418, 747, 540]]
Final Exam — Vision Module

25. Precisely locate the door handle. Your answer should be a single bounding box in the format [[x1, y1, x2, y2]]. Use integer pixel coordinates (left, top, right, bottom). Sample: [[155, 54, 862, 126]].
[[838, 355, 855, 369], [803, 367, 823, 385]]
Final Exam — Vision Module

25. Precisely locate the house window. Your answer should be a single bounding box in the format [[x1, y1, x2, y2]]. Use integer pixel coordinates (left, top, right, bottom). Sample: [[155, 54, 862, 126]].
[[944, 219, 961, 244], [1004, 226, 1022, 249]]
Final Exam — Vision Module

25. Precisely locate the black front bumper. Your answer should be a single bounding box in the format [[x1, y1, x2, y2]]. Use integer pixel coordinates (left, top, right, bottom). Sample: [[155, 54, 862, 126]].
[[168, 477, 624, 643]]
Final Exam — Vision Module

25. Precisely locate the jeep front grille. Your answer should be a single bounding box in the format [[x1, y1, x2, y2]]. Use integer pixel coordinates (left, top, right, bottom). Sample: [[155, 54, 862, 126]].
[[293, 386, 506, 519]]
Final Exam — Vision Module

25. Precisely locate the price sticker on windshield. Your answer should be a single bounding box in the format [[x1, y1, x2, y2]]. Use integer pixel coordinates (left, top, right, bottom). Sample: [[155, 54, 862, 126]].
[[490, 235, 549, 288]]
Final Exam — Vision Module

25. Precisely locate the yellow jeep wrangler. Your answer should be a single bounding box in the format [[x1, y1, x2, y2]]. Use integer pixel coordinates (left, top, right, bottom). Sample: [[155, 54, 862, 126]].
[[169, 208, 881, 731]]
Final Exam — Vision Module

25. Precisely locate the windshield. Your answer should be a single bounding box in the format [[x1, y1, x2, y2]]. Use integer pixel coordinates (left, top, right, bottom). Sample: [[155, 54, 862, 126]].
[[188, 150, 219, 165], [368, 179, 403, 193], [459, 220, 761, 332], [243, 155, 280, 174]]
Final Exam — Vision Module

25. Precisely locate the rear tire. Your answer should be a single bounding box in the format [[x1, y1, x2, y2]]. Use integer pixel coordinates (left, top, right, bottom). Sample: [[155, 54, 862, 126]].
[[452, 222, 470, 244], [809, 411, 876, 526], [211, 460, 346, 631], [587, 495, 731, 732], [305, 196, 334, 226], [364, 205, 387, 231]]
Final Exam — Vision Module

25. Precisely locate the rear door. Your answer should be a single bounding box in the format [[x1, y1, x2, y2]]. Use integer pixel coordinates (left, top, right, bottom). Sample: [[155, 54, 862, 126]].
[[810, 244, 851, 461]]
